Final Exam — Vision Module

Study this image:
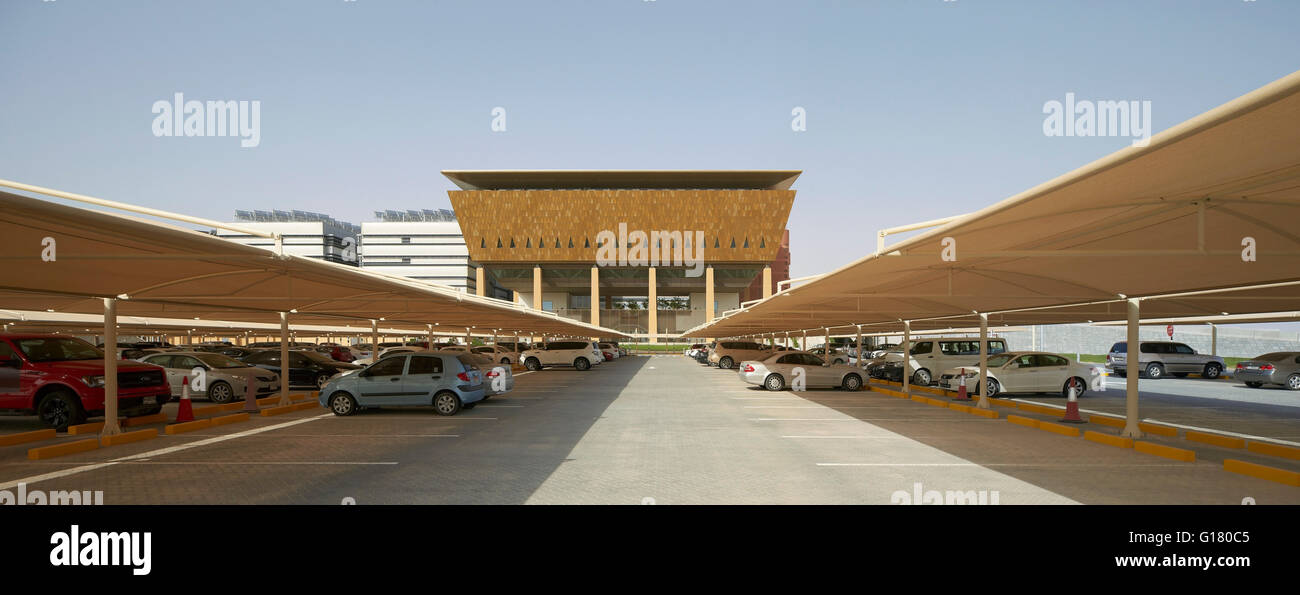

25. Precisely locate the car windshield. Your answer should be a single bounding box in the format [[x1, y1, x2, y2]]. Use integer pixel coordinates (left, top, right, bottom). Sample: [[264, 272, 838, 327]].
[[987, 354, 1015, 367], [194, 353, 249, 369], [16, 337, 103, 362]]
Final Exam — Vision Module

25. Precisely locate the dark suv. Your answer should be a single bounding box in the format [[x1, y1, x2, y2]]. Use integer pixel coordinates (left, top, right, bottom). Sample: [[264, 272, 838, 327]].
[[0, 334, 172, 430]]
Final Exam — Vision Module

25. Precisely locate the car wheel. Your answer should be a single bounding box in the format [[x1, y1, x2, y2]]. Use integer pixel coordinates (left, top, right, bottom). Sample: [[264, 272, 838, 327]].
[[1203, 363, 1222, 379], [525, 357, 542, 371], [1145, 363, 1164, 379], [1287, 374, 1300, 391], [433, 391, 462, 416], [719, 356, 734, 370], [328, 392, 358, 416], [207, 380, 235, 404], [911, 369, 932, 386], [315, 373, 333, 389], [981, 377, 1001, 397], [501, 357, 511, 365], [1062, 377, 1086, 399], [574, 357, 591, 371], [38, 389, 86, 431], [764, 374, 786, 391], [841, 374, 863, 391], [1245, 381, 1264, 388]]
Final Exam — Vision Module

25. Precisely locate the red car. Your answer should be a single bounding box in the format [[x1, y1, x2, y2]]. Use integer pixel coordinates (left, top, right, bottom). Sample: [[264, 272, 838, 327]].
[[0, 334, 172, 430]]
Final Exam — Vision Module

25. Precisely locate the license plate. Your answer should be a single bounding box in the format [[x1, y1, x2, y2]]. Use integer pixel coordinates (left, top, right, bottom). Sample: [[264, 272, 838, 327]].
[[143, 396, 156, 405]]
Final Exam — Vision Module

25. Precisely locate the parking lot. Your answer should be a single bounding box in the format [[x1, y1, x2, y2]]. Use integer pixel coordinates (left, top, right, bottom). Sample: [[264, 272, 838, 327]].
[[4, 354, 1297, 505]]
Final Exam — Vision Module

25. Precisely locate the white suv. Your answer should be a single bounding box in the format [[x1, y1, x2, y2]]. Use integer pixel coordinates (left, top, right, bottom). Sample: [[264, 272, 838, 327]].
[[520, 340, 603, 371]]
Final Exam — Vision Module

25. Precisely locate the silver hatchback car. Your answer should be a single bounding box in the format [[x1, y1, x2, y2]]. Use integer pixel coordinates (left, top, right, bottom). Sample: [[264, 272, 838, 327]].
[[1235, 352, 1300, 390]]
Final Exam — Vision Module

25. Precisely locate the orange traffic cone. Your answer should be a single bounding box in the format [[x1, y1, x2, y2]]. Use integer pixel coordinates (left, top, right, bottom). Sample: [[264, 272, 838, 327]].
[[954, 378, 972, 401], [1060, 377, 1085, 423], [175, 376, 195, 423]]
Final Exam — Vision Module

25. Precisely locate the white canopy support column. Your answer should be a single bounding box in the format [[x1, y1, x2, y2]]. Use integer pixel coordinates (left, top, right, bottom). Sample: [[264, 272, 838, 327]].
[[1211, 323, 1218, 356], [99, 297, 121, 437], [855, 325, 863, 363], [278, 311, 292, 406], [976, 313, 991, 410], [1123, 299, 1144, 438], [901, 321, 911, 395], [370, 319, 379, 364], [427, 324, 434, 349]]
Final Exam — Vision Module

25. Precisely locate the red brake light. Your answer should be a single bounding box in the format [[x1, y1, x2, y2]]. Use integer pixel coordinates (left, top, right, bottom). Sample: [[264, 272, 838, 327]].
[[457, 372, 472, 382], [742, 364, 755, 372], [1260, 364, 1275, 371], [1236, 363, 1244, 369]]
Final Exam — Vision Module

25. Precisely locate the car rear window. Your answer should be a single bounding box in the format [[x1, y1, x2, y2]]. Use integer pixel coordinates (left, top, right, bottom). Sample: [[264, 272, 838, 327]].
[[455, 355, 479, 370], [1110, 343, 1127, 353]]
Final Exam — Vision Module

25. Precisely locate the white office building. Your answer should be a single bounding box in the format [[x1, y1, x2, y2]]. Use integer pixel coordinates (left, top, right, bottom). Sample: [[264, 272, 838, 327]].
[[216, 210, 360, 266], [360, 209, 484, 294]]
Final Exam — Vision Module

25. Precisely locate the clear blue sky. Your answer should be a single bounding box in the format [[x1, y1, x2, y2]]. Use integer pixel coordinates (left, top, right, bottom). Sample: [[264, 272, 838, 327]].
[[2, 0, 1298, 327]]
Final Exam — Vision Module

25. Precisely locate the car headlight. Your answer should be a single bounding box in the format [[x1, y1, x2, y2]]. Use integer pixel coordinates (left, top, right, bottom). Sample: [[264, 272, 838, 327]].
[[958, 370, 978, 378], [81, 375, 106, 388]]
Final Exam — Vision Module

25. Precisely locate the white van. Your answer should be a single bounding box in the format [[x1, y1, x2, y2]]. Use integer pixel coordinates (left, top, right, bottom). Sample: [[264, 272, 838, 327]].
[[878, 337, 1009, 386]]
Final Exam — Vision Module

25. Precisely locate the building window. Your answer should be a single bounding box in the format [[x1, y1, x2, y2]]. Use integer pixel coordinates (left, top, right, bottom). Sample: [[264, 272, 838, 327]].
[[542, 301, 554, 312]]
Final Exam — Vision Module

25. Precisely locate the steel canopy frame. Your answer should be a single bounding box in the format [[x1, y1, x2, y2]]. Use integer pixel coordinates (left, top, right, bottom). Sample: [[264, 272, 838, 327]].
[[0, 188, 626, 436], [684, 68, 1300, 437]]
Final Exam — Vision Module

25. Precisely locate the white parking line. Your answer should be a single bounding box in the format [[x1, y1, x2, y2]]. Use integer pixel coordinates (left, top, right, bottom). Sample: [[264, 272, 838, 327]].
[[749, 418, 860, 421], [0, 413, 332, 490], [1011, 398, 1300, 447], [743, 406, 874, 409], [782, 435, 904, 439], [121, 461, 399, 465]]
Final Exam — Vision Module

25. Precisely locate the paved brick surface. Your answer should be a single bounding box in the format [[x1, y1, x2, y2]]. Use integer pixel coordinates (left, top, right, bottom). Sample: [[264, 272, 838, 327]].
[[0, 355, 1295, 504]]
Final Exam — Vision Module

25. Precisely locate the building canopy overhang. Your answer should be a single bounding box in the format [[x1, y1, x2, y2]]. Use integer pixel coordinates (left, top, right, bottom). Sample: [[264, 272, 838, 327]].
[[442, 170, 802, 191], [685, 69, 1300, 339]]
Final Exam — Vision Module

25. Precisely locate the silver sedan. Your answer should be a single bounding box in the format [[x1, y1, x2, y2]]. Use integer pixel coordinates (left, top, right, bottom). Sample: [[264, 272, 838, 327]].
[[137, 351, 280, 404], [1236, 352, 1300, 390], [738, 351, 865, 391]]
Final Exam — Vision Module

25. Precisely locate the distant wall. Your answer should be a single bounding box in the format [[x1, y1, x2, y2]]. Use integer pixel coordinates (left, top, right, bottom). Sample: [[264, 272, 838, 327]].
[[994, 324, 1300, 358]]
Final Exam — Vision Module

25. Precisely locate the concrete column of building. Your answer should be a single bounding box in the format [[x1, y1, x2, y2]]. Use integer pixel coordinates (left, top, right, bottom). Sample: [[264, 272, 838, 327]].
[[704, 266, 715, 322], [476, 267, 486, 297], [532, 266, 542, 310], [648, 267, 658, 344], [100, 298, 121, 438], [279, 312, 292, 406], [590, 266, 600, 328], [976, 313, 990, 410], [1123, 299, 1144, 438], [762, 265, 772, 300], [902, 321, 911, 395]]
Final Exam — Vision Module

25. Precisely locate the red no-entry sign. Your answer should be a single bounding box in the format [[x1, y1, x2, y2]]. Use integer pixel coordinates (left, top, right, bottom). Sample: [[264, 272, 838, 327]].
[[1167, 324, 1174, 339]]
